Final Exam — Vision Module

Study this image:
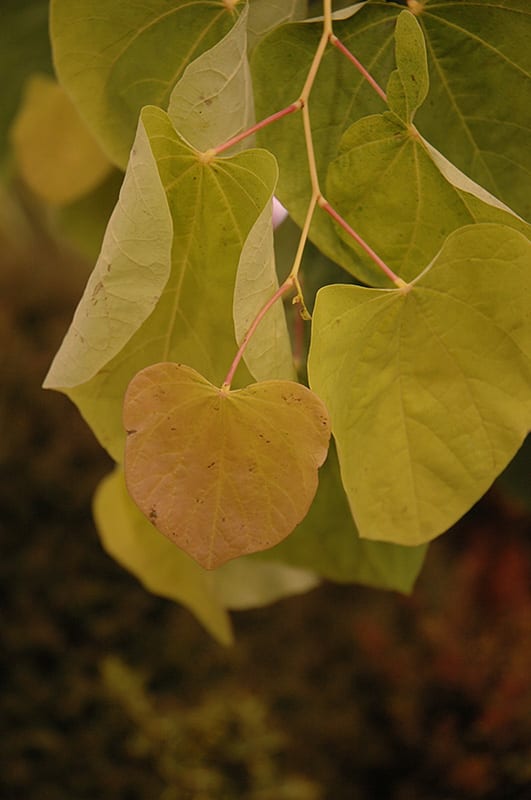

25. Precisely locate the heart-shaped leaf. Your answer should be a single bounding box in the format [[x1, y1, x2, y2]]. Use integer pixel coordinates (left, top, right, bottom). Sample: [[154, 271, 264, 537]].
[[123, 363, 331, 569], [309, 224, 531, 546]]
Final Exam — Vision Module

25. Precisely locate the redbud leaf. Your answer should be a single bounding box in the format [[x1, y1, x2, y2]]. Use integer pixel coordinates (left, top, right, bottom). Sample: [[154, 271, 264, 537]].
[[309, 224, 531, 546], [123, 362, 331, 569]]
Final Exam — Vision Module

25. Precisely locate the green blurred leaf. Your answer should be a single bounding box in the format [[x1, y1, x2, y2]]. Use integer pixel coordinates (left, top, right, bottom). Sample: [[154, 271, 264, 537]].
[[123, 362, 330, 569], [0, 0, 52, 168], [257, 444, 427, 593], [11, 75, 112, 205], [309, 224, 531, 545], [50, 0, 242, 167]]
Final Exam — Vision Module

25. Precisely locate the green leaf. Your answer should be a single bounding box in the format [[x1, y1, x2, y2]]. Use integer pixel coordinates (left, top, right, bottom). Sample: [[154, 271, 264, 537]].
[[386, 10, 428, 124], [0, 0, 52, 168], [247, 0, 307, 50], [95, 467, 319, 638], [256, 444, 427, 593], [167, 6, 254, 153], [415, 0, 531, 219], [93, 467, 233, 645], [326, 112, 530, 285], [123, 362, 331, 569], [11, 75, 112, 206], [309, 224, 531, 546], [50, 0, 242, 167], [214, 557, 319, 609], [251, 4, 398, 275], [46, 107, 277, 461], [44, 111, 174, 390], [233, 187, 296, 382], [252, 0, 531, 272]]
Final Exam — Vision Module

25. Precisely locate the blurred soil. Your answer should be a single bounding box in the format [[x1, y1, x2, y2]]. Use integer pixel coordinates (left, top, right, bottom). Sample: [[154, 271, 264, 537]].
[[1, 219, 530, 800]]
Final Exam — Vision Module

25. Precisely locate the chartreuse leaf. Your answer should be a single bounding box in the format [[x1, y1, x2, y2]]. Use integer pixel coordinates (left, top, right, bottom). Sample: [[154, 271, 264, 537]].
[[233, 184, 296, 382], [414, 0, 531, 220], [255, 444, 427, 593], [247, 0, 307, 50], [167, 6, 254, 153], [326, 7, 529, 286], [95, 468, 319, 639], [94, 467, 233, 645], [386, 11, 428, 124], [252, 3, 396, 276], [215, 557, 319, 609], [44, 111, 173, 390], [168, 7, 293, 381], [46, 107, 277, 462], [252, 1, 531, 272], [309, 224, 531, 546], [11, 75, 112, 206], [0, 0, 52, 168], [326, 112, 530, 286], [123, 362, 331, 569], [50, 0, 242, 167]]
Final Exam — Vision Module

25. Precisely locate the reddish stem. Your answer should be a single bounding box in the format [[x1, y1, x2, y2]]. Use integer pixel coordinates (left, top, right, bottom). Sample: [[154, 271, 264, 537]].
[[212, 102, 302, 156], [319, 199, 402, 285], [330, 35, 387, 102], [222, 278, 294, 391]]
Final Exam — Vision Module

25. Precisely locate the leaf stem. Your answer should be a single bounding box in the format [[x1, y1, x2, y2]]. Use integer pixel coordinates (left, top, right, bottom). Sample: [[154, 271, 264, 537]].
[[207, 102, 302, 157], [221, 277, 295, 391], [318, 197, 405, 287], [330, 36, 387, 102]]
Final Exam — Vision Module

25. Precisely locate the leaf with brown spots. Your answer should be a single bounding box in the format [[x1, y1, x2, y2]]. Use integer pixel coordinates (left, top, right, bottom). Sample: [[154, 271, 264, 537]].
[[123, 363, 331, 569]]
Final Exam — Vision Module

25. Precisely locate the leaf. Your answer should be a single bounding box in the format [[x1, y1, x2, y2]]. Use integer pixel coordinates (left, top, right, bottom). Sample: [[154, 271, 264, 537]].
[[44, 111, 174, 390], [308, 224, 531, 546], [233, 189, 296, 382], [252, 0, 531, 271], [50, 0, 242, 167], [326, 112, 530, 286], [214, 558, 319, 609], [167, 6, 254, 153], [123, 362, 331, 569], [255, 444, 427, 593], [386, 10, 428, 124], [0, 0, 52, 167], [251, 4, 398, 276], [93, 467, 233, 645], [415, 0, 531, 219], [46, 107, 277, 462], [247, 0, 307, 50], [11, 75, 112, 206], [95, 468, 319, 638]]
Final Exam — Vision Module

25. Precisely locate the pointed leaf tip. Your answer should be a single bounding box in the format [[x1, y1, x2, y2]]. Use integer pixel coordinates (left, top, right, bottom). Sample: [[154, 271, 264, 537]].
[[123, 363, 331, 569]]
